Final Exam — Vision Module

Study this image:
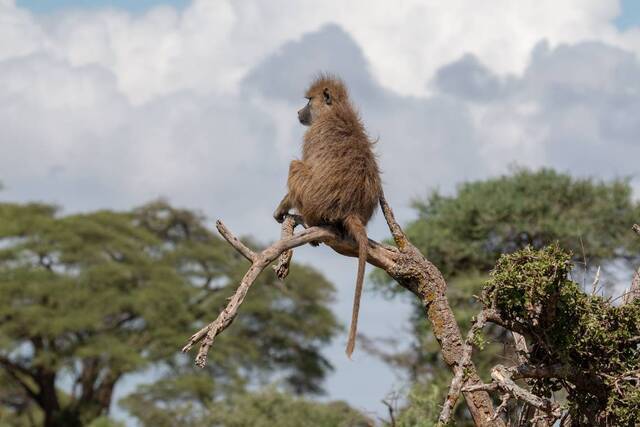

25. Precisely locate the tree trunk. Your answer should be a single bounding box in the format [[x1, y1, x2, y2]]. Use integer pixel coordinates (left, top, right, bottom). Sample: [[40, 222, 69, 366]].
[[386, 248, 502, 426]]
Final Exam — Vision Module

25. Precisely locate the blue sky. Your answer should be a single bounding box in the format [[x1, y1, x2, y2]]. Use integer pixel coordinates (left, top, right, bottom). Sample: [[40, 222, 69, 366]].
[[16, 0, 640, 30], [616, 0, 640, 29], [17, 0, 189, 14]]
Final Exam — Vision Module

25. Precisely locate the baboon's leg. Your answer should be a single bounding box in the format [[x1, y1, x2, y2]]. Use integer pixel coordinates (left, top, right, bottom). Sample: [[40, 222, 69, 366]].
[[287, 160, 311, 209], [274, 160, 311, 223]]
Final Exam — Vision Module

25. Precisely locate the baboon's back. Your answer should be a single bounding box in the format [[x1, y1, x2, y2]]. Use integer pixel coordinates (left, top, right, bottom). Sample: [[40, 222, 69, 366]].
[[299, 105, 381, 226]]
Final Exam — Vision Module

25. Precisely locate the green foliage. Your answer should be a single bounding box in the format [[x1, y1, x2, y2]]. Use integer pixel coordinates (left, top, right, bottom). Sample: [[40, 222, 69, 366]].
[[483, 245, 640, 425], [481, 244, 573, 326], [407, 168, 640, 277], [0, 368, 42, 427], [374, 169, 640, 424], [121, 386, 371, 427], [86, 417, 125, 427], [0, 200, 340, 426], [394, 373, 471, 427]]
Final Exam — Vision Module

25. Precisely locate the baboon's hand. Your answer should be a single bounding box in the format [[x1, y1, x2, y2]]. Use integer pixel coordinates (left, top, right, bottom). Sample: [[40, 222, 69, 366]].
[[273, 208, 288, 223]]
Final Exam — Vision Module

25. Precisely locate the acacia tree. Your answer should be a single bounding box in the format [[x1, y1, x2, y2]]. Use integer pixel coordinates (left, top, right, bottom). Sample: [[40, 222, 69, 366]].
[[406, 168, 640, 278], [0, 201, 341, 427], [121, 386, 372, 427]]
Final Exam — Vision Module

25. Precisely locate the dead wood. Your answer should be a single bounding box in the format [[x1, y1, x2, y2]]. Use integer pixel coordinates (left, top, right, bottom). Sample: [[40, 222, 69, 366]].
[[182, 195, 503, 426]]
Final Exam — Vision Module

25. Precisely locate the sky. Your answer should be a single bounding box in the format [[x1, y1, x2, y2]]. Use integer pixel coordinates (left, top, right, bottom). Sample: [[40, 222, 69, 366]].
[[2, 0, 640, 424]]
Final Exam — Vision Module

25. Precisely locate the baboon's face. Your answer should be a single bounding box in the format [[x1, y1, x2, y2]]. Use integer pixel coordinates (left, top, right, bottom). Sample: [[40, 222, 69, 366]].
[[298, 87, 333, 126]]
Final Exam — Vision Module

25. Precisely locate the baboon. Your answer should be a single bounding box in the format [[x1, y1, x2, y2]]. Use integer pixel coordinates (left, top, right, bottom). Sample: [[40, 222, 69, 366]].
[[274, 74, 382, 358]]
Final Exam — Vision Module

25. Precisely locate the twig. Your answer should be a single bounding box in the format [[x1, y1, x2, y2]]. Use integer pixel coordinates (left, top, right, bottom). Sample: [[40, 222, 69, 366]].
[[463, 383, 499, 393], [379, 193, 409, 251], [491, 365, 562, 418], [381, 398, 397, 427], [216, 220, 257, 263], [465, 364, 567, 425], [272, 215, 298, 279], [579, 235, 588, 289], [511, 331, 528, 364], [438, 310, 488, 425], [492, 393, 510, 422], [620, 225, 640, 304], [509, 363, 575, 381], [591, 266, 600, 296], [623, 266, 640, 305]]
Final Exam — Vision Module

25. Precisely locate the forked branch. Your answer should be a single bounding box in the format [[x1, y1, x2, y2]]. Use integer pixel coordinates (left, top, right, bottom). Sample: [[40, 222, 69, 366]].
[[182, 198, 504, 426], [461, 364, 562, 423], [182, 221, 334, 367], [438, 310, 490, 425]]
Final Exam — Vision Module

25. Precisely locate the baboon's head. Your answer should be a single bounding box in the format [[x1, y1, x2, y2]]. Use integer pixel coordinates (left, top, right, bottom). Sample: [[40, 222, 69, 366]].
[[298, 75, 348, 126]]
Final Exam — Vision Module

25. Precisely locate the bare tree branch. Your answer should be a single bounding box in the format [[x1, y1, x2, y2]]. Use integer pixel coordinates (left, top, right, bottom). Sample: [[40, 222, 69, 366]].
[[624, 224, 640, 304], [216, 220, 257, 263], [512, 332, 528, 364], [509, 364, 576, 381], [511, 332, 552, 427], [182, 221, 334, 367], [591, 266, 601, 296], [493, 393, 510, 422], [466, 363, 566, 424], [379, 193, 409, 251], [182, 199, 504, 426], [438, 310, 489, 425], [381, 398, 397, 427], [490, 365, 562, 420], [0, 356, 40, 402], [272, 215, 298, 279], [463, 383, 499, 393]]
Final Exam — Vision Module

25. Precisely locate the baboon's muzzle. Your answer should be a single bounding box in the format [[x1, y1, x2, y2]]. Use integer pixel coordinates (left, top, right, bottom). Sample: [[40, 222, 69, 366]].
[[298, 105, 311, 126]]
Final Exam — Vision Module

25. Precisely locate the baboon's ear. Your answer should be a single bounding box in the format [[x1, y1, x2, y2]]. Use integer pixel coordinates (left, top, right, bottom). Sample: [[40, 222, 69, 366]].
[[323, 88, 332, 105]]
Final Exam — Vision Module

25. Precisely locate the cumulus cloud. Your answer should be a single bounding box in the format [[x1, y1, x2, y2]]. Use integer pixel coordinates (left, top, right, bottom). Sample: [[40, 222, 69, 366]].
[[433, 40, 640, 181], [0, 53, 286, 236], [0, 0, 638, 239], [1, 0, 632, 102]]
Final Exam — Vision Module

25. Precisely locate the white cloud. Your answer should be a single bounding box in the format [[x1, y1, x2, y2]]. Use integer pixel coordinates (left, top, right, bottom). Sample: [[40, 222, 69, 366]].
[[1, 0, 638, 236], [0, 0, 44, 58], [0, 52, 283, 233], [1, 0, 632, 103], [433, 41, 640, 180]]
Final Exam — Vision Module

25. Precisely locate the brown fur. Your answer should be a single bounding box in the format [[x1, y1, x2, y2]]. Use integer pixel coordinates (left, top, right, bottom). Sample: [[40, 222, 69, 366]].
[[274, 74, 382, 358]]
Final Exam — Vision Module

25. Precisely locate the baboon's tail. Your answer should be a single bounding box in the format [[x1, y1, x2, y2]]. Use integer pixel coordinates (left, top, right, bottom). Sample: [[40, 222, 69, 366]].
[[344, 215, 369, 359]]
